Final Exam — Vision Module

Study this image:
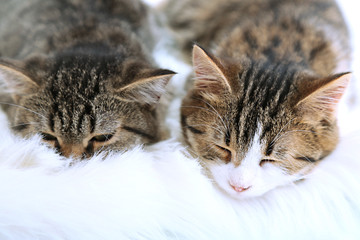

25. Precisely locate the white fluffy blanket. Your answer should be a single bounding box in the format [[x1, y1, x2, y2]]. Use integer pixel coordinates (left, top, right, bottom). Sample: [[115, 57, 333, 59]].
[[1, 0, 360, 239]]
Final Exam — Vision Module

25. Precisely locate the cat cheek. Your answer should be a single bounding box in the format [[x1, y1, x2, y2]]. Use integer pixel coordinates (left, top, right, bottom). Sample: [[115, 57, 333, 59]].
[[259, 166, 294, 192], [206, 163, 233, 191]]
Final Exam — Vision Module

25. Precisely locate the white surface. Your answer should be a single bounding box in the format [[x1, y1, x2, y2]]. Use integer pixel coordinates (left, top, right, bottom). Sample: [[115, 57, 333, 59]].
[[0, 0, 359, 239]]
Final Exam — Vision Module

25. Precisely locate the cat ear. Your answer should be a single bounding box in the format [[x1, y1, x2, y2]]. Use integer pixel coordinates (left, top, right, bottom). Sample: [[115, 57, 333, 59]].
[[0, 63, 39, 101], [192, 44, 232, 95], [115, 69, 175, 104], [296, 72, 351, 117]]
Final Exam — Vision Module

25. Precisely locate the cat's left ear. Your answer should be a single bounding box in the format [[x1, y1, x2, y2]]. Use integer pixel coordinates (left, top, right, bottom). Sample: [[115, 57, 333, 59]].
[[296, 72, 351, 117], [0, 63, 40, 101], [192, 45, 232, 95], [115, 69, 175, 104]]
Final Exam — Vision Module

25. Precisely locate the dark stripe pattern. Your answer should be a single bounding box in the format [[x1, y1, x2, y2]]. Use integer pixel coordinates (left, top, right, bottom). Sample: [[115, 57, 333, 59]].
[[122, 126, 155, 141], [46, 44, 116, 137], [234, 60, 297, 152]]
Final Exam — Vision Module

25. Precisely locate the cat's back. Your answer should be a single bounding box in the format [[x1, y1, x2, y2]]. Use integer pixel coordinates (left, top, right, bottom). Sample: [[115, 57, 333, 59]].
[[166, 0, 346, 40], [166, 0, 350, 73], [0, 0, 152, 59]]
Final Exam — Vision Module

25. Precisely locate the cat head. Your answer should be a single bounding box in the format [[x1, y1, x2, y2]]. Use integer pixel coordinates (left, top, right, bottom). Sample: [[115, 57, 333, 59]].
[[181, 45, 350, 199], [0, 54, 175, 158]]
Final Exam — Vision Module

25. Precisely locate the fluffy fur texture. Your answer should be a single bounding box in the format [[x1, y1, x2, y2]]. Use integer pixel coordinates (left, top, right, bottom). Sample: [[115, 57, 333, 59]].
[[0, 0, 360, 239], [0, 108, 360, 240]]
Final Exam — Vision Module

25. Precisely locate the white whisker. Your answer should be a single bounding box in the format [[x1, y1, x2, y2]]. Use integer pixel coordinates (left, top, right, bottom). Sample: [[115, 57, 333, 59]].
[[195, 97, 229, 130], [269, 117, 296, 147], [0, 101, 46, 119]]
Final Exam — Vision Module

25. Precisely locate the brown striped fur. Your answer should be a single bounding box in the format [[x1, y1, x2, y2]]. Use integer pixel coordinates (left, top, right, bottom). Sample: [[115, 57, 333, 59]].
[[0, 0, 175, 158], [168, 0, 351, 198]]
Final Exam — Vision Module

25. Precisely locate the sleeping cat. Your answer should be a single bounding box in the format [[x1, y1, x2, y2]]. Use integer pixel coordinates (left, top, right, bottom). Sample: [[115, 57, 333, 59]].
[[166, 0, 352, 198], [0, 0, 175, 158]]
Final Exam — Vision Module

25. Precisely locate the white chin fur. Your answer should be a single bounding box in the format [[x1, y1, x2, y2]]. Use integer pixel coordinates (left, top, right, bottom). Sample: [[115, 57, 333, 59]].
[[207, 161, 294, 199]]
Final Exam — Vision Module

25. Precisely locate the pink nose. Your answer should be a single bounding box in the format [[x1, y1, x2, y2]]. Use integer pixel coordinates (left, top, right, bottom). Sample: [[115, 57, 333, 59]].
[[230, 184, 251, 192]]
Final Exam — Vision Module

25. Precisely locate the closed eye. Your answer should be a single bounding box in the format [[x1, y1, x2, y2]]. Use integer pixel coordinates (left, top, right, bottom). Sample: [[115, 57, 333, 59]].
[[40, 132, 57, 141], [259, 159, 276, 166], [122, 126, 155, 141], [90, 134, 114, 142], [214, 144, 232, 163]]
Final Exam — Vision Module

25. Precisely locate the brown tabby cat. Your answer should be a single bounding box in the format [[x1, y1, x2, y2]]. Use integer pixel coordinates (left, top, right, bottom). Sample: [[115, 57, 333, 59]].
[[0, 0, 175, 158], [166, 0, 352, 198]]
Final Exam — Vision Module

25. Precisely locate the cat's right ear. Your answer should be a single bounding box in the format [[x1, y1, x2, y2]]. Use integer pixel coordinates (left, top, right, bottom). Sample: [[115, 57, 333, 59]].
[[115, 69, 175, 104], [295, 72, 351, 118], [0, 63, 39, 102], [192, 45, 232, 96]]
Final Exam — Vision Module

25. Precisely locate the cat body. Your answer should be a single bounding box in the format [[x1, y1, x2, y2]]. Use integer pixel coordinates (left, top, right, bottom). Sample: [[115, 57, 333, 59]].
[[167, 0, 351, 198], [0, 0, 175, 158]]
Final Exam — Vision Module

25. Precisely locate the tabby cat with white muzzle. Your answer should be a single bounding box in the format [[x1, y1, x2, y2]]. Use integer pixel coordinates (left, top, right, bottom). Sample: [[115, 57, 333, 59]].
[[166, 0, 351, 198]]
